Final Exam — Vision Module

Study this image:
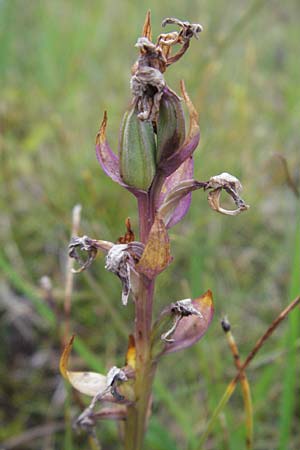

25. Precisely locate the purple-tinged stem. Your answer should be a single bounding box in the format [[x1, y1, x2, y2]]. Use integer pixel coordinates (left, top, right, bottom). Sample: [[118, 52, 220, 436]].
[[137, 194, 152, 244], [124, 194, 157, 450]]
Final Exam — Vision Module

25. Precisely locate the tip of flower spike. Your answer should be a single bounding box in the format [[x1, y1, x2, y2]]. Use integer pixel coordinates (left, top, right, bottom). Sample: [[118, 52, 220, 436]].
[[96, 111, 108, 146], [142, 10, 152, 41]]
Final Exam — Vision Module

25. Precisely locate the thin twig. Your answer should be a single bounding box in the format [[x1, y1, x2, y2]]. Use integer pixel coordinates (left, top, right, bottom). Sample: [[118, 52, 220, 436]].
[[64, 204, 82, 344], [63, 205, 82, 450], [198, 296, 300, 449], [221, 318, 253, 449]]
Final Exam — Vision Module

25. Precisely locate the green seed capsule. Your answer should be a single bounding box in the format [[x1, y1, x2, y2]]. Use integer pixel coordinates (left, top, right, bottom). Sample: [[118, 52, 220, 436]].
[[156, 92, 186, 164], [119, 106, 156, 191]]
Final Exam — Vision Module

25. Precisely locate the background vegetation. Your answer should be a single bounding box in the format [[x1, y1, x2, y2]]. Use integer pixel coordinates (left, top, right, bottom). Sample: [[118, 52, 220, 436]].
[[0, 0, 299, 449]]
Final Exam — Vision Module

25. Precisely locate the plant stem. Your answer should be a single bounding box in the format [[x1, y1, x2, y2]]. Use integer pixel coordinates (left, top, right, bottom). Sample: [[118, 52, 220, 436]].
[[197, 296, 300, 449], [222, 321, 253, 449], [124, 194, 157, 450]]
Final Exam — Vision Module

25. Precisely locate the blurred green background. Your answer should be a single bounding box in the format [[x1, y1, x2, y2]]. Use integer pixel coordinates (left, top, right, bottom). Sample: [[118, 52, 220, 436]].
[[1, 0, 299, 449]]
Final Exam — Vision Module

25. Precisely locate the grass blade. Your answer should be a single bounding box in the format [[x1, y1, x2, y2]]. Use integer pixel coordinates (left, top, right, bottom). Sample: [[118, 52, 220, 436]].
[[197, 296, 300, 449], [278, 206, 300, 449]]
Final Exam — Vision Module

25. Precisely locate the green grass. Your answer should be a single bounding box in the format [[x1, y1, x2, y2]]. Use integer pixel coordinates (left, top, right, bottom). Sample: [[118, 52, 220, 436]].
[[1, 0, 300, 449], [278, 204, 300, 449]]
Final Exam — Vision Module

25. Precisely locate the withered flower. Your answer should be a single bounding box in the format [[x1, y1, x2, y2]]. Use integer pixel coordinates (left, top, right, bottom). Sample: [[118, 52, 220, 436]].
[[205, 172, 249, 215], [151, 290, 214, 358], [69, 235, 113, 273], [105, 242, 144, 305], [96, 15, 202, 193], [69, 233, 144, 305], [161, 298, 203, 343], [131, 16, 202, 121]]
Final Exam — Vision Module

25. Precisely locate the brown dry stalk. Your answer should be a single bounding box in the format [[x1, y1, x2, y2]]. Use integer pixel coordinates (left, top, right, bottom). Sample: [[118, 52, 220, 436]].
[[240, 296, 300, 374], [198, 295, 300, 449], [64, 204, 82, 344], [222, 318, 253, 449]]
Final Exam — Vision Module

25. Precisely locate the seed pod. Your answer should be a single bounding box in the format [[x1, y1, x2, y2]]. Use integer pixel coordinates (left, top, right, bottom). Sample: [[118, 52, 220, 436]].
[[156, 91, 186, 164], [119, 106, 156, 191]]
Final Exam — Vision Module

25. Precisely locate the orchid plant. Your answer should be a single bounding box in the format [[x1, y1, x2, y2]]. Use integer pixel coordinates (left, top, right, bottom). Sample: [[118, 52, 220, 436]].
[[60, 12, 249, 450]]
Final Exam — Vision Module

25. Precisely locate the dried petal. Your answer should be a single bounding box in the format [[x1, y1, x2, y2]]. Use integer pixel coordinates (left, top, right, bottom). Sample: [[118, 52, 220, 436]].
[[130, 67, 166, 121], [142, 10, 152, 41], [105, 242, 144, 305], [136, 215, 172, 279], [159, 81, 200, 176], [106, 366, 128, 402], [106, 366, 128, 387], [105, 244, 131, 305], [206, 172, 249, 216], [117, 217, 135, 244], [161, 18, 203, 41], [171, 298, 203, 317], [69, 235, 113, 273], [158, 18, 203, 66]]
